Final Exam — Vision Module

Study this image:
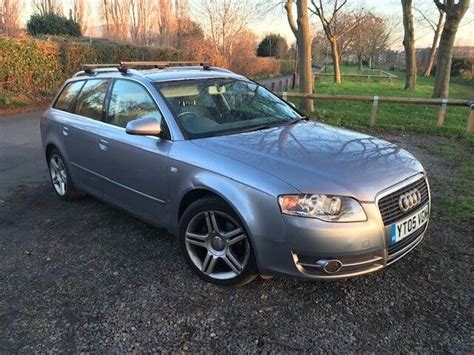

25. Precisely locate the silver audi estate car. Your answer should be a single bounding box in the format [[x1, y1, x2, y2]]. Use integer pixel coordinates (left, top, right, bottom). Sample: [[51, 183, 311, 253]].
[[40, 62, 431, 286]]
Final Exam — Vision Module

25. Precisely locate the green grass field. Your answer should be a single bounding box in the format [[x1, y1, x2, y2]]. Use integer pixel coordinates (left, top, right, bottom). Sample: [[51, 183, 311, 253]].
[[300, 66, 474, 135]]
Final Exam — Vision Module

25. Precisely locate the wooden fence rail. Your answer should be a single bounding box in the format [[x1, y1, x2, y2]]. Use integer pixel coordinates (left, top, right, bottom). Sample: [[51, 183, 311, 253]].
[[314, 73, 398, 82], [277, 92, 474, 133]]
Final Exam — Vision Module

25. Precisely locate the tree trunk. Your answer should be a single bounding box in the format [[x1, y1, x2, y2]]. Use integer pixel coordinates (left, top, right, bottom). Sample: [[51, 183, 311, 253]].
[[424, 11, 445, 77], [358, 55, 363, 70], [296, 0, 314, 112], [401, 0, 416, 90], [433, 0, 470, 98], [330, 40, 341, 84]]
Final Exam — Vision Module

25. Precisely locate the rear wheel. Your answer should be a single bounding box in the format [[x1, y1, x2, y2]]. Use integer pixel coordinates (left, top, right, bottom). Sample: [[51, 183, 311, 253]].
[[178, 197, 257, 286], [47, 149, 85, 201]]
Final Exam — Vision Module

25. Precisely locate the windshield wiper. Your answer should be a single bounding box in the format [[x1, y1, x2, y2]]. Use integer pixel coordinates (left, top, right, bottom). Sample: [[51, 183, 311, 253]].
[[239, 124, 277, 133], [286, 116, 309, 125]]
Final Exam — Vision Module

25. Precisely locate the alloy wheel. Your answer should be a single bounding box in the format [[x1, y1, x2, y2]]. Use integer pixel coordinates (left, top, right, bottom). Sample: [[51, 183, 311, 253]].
[[184, 210, 250, 280], [49, 154, 67, 196]]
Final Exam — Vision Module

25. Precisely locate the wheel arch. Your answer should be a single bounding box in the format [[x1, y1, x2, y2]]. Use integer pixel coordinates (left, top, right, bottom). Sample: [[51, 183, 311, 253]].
[[45, 142, 58, 160], [173, 173, 288, 273], [44, 140, 78, 188], [176, 182, 257, 238]]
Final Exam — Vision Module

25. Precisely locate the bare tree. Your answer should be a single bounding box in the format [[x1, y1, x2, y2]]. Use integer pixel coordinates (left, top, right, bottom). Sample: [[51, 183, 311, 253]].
[[69, 0, 88, 35], [194, 0, 270, 58], [101, 0, 130, 42], [157, 0, 175, 42], [401, 0, 416, 90], [101, 0, 110, 36], [0, 0, 22, 36], [365, 15, 393, 69], [309, 0, 364, 84], [352, 13, 392, 70], [432, 0, 470, 98], [34, 0, 61, 15], [414, 2, 446, 77], [130, 0, 156, 44], [285, 0, 314, 112]]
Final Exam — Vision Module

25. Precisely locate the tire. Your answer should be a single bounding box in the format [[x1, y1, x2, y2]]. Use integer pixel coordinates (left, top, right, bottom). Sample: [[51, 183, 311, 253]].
[[178, 197, 258, 286], [47, 148, 85, 201]]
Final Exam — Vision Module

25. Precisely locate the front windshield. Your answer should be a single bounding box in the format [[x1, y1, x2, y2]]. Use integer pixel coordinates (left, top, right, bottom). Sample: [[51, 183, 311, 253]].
[[155, 78, 302, 138]]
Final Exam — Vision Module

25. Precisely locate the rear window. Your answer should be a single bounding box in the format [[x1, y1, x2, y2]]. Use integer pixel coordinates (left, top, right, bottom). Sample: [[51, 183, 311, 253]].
[[74, 79, 110, 121], [53, 80, 85, 112]]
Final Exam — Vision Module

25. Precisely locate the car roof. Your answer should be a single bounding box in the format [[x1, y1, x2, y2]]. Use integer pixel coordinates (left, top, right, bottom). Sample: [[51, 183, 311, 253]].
[[69, 66, 246, 83]]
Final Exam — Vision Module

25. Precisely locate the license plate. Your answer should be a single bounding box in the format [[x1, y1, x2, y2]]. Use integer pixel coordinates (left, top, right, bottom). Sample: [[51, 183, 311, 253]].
[[390, 204, 429, 245]]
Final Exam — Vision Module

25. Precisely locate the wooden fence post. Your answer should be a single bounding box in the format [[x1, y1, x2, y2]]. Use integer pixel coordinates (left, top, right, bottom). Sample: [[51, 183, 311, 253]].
[[437, 99, 448, 128], [467, 104, 474, 133], [370, 96, 379, 127]]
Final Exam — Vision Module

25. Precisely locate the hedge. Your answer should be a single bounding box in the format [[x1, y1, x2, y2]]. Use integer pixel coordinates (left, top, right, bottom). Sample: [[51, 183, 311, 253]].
[[278, 59, 296, 76], [0, 36, 183, 98]]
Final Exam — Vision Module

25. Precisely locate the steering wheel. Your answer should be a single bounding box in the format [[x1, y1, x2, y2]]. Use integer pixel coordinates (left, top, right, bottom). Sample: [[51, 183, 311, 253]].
[[177, 111, 199, 121]]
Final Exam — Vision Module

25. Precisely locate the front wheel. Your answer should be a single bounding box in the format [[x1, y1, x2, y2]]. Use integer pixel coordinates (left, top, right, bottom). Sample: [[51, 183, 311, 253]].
[[178, 197, 257, 286]]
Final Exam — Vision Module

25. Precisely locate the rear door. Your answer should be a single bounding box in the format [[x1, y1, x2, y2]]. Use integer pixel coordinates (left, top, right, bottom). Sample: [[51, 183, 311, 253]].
[[60, 79, 110, 197], [97, 79, 171, 227]]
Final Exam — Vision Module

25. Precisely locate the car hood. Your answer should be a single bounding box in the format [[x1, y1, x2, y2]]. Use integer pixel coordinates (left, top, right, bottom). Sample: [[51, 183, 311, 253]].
[[191, 122, 424, 201]]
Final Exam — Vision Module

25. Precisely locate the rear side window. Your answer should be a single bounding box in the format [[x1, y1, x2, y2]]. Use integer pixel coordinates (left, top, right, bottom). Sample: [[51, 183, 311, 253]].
[[53, 81, 85, 112], [74, 79, 110, 120]]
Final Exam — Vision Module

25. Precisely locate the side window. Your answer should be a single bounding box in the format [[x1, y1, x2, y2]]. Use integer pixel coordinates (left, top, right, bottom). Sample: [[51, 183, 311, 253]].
[[53, 80, 85, 112], [74, 79, 110, 120], [107, 80, 162, 128]]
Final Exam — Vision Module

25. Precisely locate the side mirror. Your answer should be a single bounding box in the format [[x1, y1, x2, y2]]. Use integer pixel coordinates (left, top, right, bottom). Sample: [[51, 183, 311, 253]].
[[125, 116, 162, 136]]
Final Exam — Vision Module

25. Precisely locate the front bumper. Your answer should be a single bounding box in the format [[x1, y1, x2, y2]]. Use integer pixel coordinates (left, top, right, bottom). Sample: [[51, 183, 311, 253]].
[[253, 175, 430, 280]]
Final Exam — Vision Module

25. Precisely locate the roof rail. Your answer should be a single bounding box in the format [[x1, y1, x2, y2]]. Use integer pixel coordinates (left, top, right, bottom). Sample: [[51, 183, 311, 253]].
[[73, 61, 214, 77], [119, 61, 212, 70]]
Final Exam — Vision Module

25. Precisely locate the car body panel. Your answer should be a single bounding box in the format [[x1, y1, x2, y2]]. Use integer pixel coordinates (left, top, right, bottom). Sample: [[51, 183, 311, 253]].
[[192, 121, 424, 202], [97, 123, 172, 227], [167, 141, 294, 239], [59, 112, 103, 197]]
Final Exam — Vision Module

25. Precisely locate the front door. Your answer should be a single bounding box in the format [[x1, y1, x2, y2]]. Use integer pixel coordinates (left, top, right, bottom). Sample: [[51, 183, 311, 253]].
[[97, 79, 171, 227]]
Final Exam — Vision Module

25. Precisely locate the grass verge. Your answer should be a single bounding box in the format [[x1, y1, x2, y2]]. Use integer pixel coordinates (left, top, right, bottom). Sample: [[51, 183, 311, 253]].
[[297, 66, 474, 134]]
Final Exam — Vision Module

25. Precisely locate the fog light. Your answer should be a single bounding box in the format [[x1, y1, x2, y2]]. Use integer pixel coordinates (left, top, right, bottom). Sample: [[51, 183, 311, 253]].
[[319, 259, 343, 274]]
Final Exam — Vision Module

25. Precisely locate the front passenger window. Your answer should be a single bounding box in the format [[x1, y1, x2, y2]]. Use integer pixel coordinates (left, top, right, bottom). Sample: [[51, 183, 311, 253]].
[[107, 80, 162, 128]]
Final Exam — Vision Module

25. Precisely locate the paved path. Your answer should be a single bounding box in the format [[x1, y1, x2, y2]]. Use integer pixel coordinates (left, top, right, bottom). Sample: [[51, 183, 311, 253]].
[[0, 112, 48, 198]]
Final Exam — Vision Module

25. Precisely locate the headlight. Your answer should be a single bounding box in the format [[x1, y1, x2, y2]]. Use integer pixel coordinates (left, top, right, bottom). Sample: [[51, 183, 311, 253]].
[[278, 194, 367, 222]]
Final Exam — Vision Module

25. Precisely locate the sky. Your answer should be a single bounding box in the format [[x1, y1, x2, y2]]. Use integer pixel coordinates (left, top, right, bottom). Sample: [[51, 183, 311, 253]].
[[19, 0, 474, 50]]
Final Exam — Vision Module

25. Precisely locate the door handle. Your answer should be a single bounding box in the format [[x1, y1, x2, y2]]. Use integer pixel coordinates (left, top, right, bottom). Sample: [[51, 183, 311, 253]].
[[62, 126, 69, 136], [98, 138, 109, 151]]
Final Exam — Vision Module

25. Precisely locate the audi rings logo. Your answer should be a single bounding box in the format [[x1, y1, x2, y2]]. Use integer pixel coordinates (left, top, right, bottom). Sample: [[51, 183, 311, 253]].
[[398, 188, 422, 212]]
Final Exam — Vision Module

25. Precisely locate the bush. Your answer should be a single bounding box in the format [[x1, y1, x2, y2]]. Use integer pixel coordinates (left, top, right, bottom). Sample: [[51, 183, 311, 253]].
[[257, 34, 288, 59], [27, 13, 82, 37], [278, 60, 295, 76]]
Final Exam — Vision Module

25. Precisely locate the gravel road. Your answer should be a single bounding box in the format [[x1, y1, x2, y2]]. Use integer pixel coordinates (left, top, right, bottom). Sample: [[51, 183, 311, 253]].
[[0, 113, 472, 352]]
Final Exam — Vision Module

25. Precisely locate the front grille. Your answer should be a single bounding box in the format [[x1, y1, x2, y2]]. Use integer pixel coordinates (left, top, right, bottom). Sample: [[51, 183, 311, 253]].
[[378, 177, 429, 225], [387, 223, 426, 257]]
